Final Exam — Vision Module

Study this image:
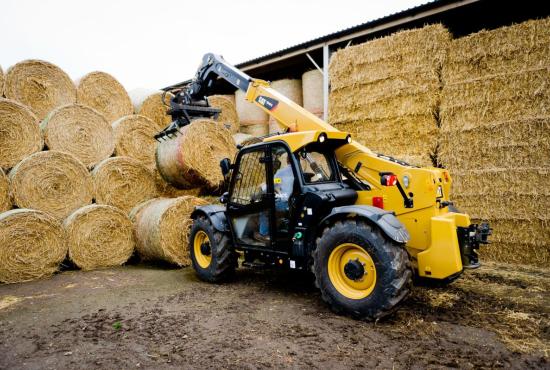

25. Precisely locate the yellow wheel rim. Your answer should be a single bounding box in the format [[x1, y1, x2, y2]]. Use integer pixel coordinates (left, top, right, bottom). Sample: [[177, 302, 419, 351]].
[[193, 230, 212, 269], [328, 243, 377, 300]]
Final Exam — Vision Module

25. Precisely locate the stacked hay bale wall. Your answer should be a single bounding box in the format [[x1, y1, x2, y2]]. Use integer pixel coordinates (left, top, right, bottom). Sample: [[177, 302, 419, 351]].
[[0, 98, 43, 170], [235, 89, 269, 136], [130, 196, 208, 266], [112, 114, 163, 167], [41, 104, 114, 168], [440, 18, 550, 266], [64, 205, 135, 270], [268, 79, 303, 133], [129, 89, 173, 128], [0, 209, 67, 283], [3, 60, 76, 119], [9, 151, 93, 219], [329, 24, 451, 167], [76, 71, 133, 123], [208, 95, 240, 133], [92, 157, 157, 213], [0, 65, 3, 96], [0, 169, 10, 213], [302, 70, 324, 118], [156, 118, 237, 191]]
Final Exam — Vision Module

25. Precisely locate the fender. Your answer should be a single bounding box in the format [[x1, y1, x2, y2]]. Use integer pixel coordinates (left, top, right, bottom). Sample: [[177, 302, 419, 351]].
[[319, 205, 410, 244], [191, 205, 229, 233]]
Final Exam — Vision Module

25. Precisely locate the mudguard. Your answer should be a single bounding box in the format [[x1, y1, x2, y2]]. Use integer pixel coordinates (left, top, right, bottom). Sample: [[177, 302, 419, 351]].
[[191, 204, 229, 233], [320, 205, 410, 244]]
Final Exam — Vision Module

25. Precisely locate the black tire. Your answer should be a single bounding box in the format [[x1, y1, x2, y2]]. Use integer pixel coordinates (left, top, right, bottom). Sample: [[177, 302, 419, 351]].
[[313, 219, 412, 320], [189, 216, 237, 283]]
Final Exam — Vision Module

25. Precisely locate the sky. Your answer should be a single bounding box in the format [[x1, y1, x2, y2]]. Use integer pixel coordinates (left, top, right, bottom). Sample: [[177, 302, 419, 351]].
[[1, 0, 427, 91]]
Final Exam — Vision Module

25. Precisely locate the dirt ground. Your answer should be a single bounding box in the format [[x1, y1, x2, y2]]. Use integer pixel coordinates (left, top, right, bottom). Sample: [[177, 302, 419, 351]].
[[0, 262, 548, 369]]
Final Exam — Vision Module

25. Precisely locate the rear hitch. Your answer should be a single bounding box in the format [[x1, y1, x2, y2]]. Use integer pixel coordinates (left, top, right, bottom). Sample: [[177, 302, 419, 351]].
[[457, 223, 491, 269]]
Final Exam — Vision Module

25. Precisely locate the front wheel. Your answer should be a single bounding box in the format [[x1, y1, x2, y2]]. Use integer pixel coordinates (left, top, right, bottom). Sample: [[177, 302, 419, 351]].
[[189, 216, 237, 283], [313, 219, 412, 320]]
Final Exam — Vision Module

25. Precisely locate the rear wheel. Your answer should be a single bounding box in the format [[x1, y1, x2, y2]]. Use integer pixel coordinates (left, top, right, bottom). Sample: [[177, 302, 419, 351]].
[[313, 219, 412, 320], [189, 216, 237, 283]]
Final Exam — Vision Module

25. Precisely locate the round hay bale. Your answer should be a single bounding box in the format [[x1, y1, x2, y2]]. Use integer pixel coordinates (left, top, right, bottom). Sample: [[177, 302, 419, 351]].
[[269, 79, 303, 133], [9, 151, 93, 219], [0, 209, 67, 283], [64, 204, 135, 270], [4, 60, 76, 119], [0, 65, 4, 96], [112, 114, 163, 166], [302, 70, 324, 118], [153, 169, 201, 198], [130, 196, 208, 266], [156, 119, 237, 190], [92, 157, 157, 213], [0, 168, 10, 212], [235, 89, 268, 135], [76, 71, 133, 123], [0, 98, 43, 170], [208, 95, 239, 133], [41, 104, 114, 168], [129, 89, 173, 127], [232, 133, 260, 147]]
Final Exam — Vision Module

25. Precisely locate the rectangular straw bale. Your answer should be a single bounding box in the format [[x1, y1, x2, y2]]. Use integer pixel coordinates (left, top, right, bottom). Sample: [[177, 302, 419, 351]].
[[439, 117, 550, 170], [486, 218, 549, 248], [444, 17, 550, 83], [481, 241, 550, 267], [329, 24, 450, 167], [452, 193, 549, 220]]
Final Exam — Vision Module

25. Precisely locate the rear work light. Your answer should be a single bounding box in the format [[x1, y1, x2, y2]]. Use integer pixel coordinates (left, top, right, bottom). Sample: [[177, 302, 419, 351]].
[[373, 196, 384, 209], [381, 174, 398, 186]]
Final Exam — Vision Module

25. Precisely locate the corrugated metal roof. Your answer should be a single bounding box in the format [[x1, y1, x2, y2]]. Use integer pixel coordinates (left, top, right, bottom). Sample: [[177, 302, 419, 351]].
[[235, 0, 460, 68]]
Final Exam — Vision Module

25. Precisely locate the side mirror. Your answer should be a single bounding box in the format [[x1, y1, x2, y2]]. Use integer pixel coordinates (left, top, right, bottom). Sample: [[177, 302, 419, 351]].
[[220, 192, 229, 204], [220, 158, 232, 177]]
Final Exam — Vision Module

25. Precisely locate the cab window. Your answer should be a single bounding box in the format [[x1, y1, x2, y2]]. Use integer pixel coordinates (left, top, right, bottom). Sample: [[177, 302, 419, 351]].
[[297, 149, 336, 183]]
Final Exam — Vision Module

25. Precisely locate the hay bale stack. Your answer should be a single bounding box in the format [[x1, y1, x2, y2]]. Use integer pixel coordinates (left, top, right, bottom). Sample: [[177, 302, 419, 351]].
[[268, 79, 303, 133], [9, 151, 93, 219], [64, 205, 134, 270], [232, 133, 258, 147], [329, 24, 451, 166], [129, 89, 173, 128], [3, 60, 76, 119], [208, 95, 239, 133], [41, 104, 114, 168], [0, 65, 4, 96], [0, 168, 10, 212], [235, 89, 268, 136], [440, 18, 550, 266], [112, 114, 163, 167], [302, 70, 324, 118], [153, 169, 201, 198], [0, 209, 67, 283], [130, 196, 208, 266], [92, 157, 157, 213], [76, 71, 133, 123], [0, 98, 43, 170], [156, 118, 237, 191]]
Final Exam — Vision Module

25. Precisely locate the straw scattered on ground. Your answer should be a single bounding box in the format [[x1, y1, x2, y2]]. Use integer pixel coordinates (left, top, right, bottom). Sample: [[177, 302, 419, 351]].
[[0, 209, 67, 283], [64, 204, 135, 270], [41, 104, 114, 168], [9, 151, 93, 219], [0, 98, 43, 170], [3, 60, 76, 120]]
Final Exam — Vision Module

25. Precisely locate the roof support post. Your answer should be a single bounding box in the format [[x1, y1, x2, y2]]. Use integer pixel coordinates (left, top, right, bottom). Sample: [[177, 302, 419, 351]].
[[322, 44, 330, 122]]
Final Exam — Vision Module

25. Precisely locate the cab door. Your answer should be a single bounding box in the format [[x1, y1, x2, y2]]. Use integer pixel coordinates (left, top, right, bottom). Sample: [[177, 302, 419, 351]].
[[226, 144, 275, 248]]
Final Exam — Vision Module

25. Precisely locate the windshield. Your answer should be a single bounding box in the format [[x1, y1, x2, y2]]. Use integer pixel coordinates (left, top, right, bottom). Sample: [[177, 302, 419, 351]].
[[297, 149, 336, 183]]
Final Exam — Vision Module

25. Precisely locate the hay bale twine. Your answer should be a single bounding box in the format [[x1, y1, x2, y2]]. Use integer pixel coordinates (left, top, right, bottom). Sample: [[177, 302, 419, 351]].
[[208, 95, 239, 133], [302, 70, 324, 118], [64, 204, 134, 270], [0, 98, 43, 170], [0, 209, 67, 283], [76, 71, 133, 123], [156, 119, 237, 190], [0, 168, 10, 212], [129, 89, 173, 127], [130, 196, 208, 266], [235, 89, 268, 136], [92, 157, 157, 213], [41, 104, 114, 168], [268, 79, 303, 133], [4, 60, 76, 119], [112, 114, 163, 166], [9, 151, 93, 219]]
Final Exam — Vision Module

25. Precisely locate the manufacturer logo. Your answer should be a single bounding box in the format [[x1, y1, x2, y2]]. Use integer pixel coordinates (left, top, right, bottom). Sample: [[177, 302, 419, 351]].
[[255, 96, 279, 111]]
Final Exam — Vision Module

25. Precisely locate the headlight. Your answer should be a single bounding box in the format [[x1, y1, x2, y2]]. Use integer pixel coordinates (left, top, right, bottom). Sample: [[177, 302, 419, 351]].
[[403, 175, 410, 188]]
